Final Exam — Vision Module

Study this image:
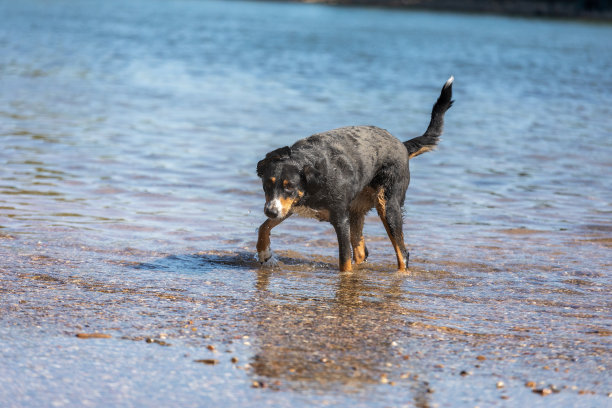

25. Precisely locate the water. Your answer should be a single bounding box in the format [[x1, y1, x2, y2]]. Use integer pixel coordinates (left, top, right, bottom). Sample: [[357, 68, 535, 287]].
[[1, 0, 611, 406]]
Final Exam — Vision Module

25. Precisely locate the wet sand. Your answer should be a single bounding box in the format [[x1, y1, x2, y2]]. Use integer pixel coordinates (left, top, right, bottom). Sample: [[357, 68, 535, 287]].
[[1, 224, 610, 407]]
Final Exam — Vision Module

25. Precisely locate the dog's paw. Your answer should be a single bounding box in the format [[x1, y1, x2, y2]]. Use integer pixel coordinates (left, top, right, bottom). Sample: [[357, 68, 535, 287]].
[[256, 247, 279, 268]]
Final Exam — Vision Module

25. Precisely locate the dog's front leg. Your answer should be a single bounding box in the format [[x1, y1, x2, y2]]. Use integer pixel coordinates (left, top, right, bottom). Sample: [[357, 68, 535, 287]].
[[331, 214, 352, 272], [256, 217, 285, 266]]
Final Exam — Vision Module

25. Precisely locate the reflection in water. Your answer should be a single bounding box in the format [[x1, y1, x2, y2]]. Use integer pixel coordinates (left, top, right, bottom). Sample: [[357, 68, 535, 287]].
[[252, 269, 432, 406]]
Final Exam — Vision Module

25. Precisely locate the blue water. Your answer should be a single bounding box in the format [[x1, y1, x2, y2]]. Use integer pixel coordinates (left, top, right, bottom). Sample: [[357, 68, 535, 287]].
[[1, 0, 611, 406]]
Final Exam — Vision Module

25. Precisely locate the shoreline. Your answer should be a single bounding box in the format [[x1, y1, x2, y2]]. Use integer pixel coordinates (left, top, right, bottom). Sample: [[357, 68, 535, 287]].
[[271, 0, 612, 21]]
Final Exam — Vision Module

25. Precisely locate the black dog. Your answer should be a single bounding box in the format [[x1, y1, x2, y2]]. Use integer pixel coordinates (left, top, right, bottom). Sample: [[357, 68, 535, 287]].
[[256, 77, 453, 272]]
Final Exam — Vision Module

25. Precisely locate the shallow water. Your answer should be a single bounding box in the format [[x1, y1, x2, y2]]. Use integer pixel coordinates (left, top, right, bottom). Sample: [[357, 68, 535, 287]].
[[1, 0, 611, 406]]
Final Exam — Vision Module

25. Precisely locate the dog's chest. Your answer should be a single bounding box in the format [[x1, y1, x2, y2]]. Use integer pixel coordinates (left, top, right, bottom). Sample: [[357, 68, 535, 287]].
[[292, 205, 330, 222]]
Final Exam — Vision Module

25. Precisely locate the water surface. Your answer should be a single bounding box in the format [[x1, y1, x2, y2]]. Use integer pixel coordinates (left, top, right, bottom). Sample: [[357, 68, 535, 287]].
[[1, 0, 611, 406]]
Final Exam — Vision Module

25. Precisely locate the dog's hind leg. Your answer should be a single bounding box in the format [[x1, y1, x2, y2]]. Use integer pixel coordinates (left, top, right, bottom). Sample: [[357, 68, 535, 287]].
[[256, 217, 286, 265], [349, 211, 369, 265], [376, 190, 408, 271]]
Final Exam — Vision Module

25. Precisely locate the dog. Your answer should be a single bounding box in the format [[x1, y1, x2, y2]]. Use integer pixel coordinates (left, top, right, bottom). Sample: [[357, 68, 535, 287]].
[[256, 77, 453, 272]]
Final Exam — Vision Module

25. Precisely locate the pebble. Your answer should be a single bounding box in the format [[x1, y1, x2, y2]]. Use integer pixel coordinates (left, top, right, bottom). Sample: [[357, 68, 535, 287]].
[[533, 388, 552, 396], [525, 381, 537, 388], [76, 333, 111, 339], [194, 359, 219, 365], [207, 345, 216, 351], [476, 355, 486, 361], [252, 381, 266, 388], [231, 357, 239, 364], [496, 381, 505, 389], [460, 370, 471, 376]]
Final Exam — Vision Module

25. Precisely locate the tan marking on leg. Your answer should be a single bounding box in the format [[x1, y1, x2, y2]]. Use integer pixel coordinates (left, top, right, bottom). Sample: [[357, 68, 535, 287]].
[[353, 236, 367, 264], [256, 218, 282, 253], [393, 242, 407, 271], [350, 211, 367, 265], [375, 188, 406, 271], [340, 258, 353, 272]]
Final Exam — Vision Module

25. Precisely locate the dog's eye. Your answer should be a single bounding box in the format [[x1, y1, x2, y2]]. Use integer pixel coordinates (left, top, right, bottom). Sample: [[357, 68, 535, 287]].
[[282, 180, 295, 192], [264, 177, 275, 189]]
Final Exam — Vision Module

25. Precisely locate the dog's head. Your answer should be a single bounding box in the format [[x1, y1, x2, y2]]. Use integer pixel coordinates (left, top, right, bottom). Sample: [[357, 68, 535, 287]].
[[256, 146, 321, 219]]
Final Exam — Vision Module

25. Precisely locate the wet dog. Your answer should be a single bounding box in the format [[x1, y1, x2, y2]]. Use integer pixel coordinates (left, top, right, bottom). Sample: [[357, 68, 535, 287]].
[[256, 77, 453, 272]]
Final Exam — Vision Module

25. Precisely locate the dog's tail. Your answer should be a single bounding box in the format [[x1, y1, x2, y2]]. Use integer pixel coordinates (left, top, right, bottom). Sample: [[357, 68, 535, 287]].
[[404, 76, 454, 159]]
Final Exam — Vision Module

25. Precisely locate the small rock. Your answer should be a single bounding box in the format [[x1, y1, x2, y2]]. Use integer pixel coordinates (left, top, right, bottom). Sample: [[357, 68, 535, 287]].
[[533, 388, 552, 396], [231, 357, 239, 364], [476, 355, 486, 361], [500, 395, 509, 400], [207, 345, 216, 351], [76, 333, 111, 339], [194, 359, 219, 365], [380, 374, 389, 384], [525, 381, 537, 389], [496, 381, 505, 389], [434, 364, 444, 369], [460, 370, 471, 376], [252, 381, 266, 388]]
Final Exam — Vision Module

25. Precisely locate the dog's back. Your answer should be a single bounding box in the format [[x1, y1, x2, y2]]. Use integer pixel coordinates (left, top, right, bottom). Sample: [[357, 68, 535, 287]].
[[291, 126, 408, 199]]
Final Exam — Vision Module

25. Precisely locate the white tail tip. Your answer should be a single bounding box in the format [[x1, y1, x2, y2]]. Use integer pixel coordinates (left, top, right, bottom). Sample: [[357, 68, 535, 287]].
[[446, 76, 454, 86]]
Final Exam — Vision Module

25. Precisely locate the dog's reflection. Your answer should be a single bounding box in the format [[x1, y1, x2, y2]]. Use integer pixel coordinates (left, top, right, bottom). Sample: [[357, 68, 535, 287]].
[[251, 269, 432, 406]]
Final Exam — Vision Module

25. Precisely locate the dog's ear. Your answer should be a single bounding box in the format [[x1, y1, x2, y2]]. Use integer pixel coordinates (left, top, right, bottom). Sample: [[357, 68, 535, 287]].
[[301, 165, 323, 194], [256, 146, 291, 178], [267, 146, 291, 160]]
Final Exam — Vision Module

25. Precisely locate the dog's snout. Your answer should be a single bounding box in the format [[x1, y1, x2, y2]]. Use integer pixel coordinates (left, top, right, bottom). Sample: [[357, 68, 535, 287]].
[[264, 206, 278, 218], [264, 201, 280, 218]]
